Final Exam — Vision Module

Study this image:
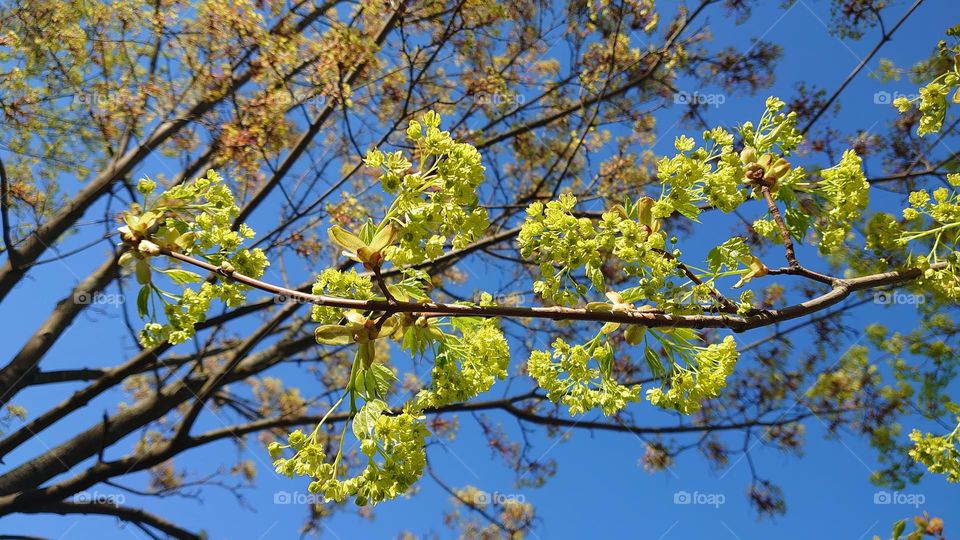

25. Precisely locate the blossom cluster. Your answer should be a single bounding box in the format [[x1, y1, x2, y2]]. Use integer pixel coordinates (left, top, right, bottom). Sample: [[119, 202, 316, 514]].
[[414, 317, 511, 409], [519, 194, 669, 305], [363, 111, 489, 266], [893, 49, 959, 136], [813, 150, 870, 253], [527, 338, 642, 416], [908, 422, 960, 483], [310, 269, 376, 325], [899, 178, 960, 302], [270, 401, 429, 506], [120, 170, 269, 346], [645, 336, 739, 414]]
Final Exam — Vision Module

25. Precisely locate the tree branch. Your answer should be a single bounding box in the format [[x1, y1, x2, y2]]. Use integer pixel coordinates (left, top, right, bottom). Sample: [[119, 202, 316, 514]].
[[156, 245, 949, 333], [21, 501, 201, 540]]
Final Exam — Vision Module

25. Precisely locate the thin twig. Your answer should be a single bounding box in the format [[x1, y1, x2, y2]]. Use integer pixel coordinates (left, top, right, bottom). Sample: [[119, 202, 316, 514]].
[[156, 245, 948, 333]]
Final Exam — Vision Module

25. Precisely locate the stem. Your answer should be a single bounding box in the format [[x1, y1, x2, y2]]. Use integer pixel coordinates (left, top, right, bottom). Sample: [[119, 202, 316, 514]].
[[761, 186, 799, 267], [654, 248, 738, 312], [371, 264, 396, 304], [155, 246, 951, 333], [310, 391, 348, 443]]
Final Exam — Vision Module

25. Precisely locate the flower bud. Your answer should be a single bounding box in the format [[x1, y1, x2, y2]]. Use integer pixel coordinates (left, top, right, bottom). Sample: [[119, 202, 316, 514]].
[[768, 158, 791, 180], [745, 164, 765, 182], [739, 146, 757, 165], [137, 239, 161, 255], [757, 153, 775, 170], [625, 324, 647, 345]]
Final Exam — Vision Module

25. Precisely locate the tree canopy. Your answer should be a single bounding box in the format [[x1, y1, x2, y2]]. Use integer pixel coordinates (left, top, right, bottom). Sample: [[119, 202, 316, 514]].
[[0, 1, 957, 538]]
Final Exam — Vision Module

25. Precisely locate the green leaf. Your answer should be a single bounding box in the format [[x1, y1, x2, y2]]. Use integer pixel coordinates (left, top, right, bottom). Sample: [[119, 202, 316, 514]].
[[161, 268, 202, 284], [135, 259, 151, 285], [174, 231, 197, 251], [784, 207, 813, 240], [352, 399, 387, 440], [585, 263, 604, 290], [137, 285, 150, 318], [596, 343, 613, 378], [892, 519, 906, 539], [645, 347, 666, 379], [363, 369, 379, 399], [674, 200, 701, 221], [370, 363, 398, 396], [328, 226, 365, 251], [358, 220, 377, 244], [370, 224, 397, 251], [707, 237, 749, 273]]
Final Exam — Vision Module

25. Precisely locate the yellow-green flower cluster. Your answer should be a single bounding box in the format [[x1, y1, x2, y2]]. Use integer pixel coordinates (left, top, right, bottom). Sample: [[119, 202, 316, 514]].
[[646, 336, 739, 414], [519, 194, 605, 305], [364, 111, 489, 266], [864, 212, 904, 254], [702, 147, 748, 212], [895, 74, 959, 137], [909, 254, 960, 303], [813, 150, 870, 254], [527, 338, 641, 415], [892, 29, 960, 136], [519, 194, 667, 305], [657, 126, 747, 214], [310, 269, 376, 324], [139, 170, 249, 255], [903, 185, 960, 226], [140, 284, 213, 346], [270, 401, 429, 506], [805, 345, 878, 405], [908, 422, 960, 483], [414, 318, 510, 409], [121, 170, 269, 346], [738, 97, 803, 156], [899, 182, 960, 302]]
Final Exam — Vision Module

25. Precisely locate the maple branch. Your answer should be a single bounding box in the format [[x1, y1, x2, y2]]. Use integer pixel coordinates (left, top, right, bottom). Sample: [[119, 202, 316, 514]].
[[156, 245, 948, 333], [21, 501, 201, 540], [761, 186, 799, 268], [0, 156, 16, 264]]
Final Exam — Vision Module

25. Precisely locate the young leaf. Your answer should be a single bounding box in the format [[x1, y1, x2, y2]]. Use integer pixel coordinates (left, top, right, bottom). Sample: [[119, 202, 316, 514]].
[[161, 268, 202, 284], [892, 519, 906, 539], [328, 226, 365, 251], [352, 399, 388, 440], [137, 285, 150, 318]]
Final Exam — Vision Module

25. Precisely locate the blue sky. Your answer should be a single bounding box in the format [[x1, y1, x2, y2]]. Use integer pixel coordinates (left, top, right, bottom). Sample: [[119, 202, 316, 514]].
[[1, 0, 958, 538]]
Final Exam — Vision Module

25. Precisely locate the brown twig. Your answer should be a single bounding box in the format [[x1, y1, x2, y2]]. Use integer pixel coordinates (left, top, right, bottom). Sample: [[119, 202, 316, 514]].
[[0, 156, 16, 265], [156, 246, 947, 333], [761, 186, 799, 268], [654, 248, 740, 312]]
